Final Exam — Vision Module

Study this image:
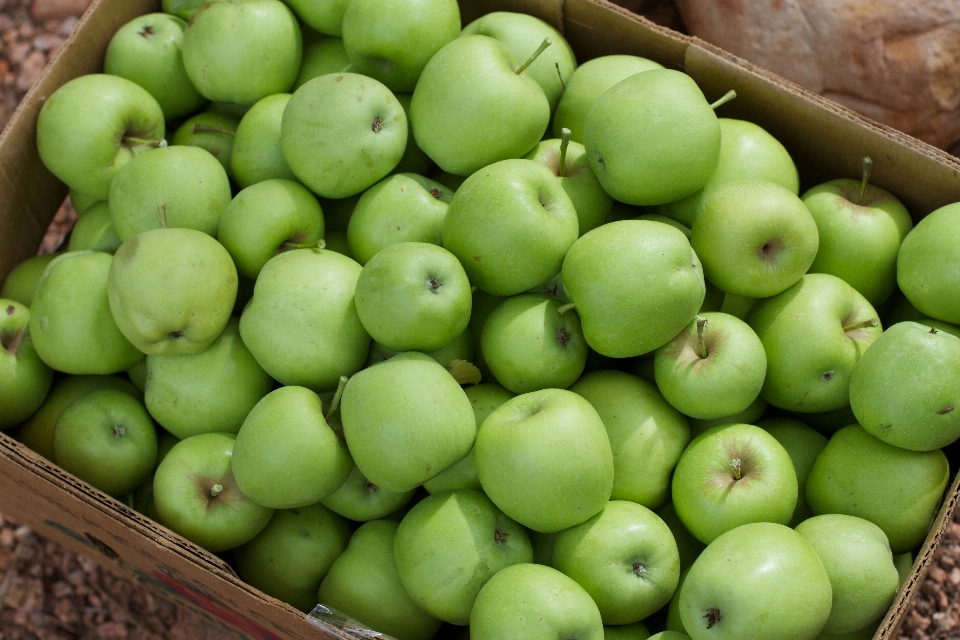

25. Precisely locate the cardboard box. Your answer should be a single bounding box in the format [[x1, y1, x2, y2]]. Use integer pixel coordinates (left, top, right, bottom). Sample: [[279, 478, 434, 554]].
[[2, 0, 960, 637]]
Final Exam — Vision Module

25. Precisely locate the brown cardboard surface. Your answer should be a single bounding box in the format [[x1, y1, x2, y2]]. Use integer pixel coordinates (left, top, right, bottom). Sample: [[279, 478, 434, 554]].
[[1, 0, 958, 638]]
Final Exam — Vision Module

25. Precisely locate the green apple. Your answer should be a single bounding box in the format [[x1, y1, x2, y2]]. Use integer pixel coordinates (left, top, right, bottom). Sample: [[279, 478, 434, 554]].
[[583, 69, 721, 205], [182, 0, 301, 105], [850, 321, 960, 451], [144, 318, 272, 439], [660, 118, 799, 228], [654, 312, 766, 420], [678, 522, 832, 640], [553, 54, 663, 142], [552, 500, 680, 625], [234, 503, 351, 612], [283, 0, 349, 35], [171, 110, 240, 175], [341, 0, 460, 92], [469, 288, 505, 382], [691, 179, 819, 298], [354, 242, 471, 352], [605, 623, 653, 640], [230, 93, 298, 188], [898, 202, 960, 324], [442, 159, 578, 295], [474, 388, 614, 532], [746, 273, 881, 412], [70, 188, 100, 215], [717, 292, 756, 320], [239, 248, 370, 392], [153, 432, 273, 552], [346, 173, 453, 265], [30, 251, 143, 374], [391, 94, 434, 175], [687, 396, 768, 439], [394, 489, 533, 624], [806, 424, 949, 554], [470, 563, 604, 640], [18, 375, 141, 461], [54, 389, 157, 497], [461, 11, 577, 113], [108, 228, 238, 356], [67, 202, 121, 253], [232, 386, 352, 509], [320, 461, 416, 521], [655, 502, 705, 572], [37, 74, 165, 199], [318, 520, 442, 640], [0, 300, 53, 429], [409, 35, 550, 176], [0, 253, 58, 307], [649, 633, 689, 640], [562, 220, 705, 358], [341, 352, 475, 492], [569, 370, 689, 509], [217, 179, 325, 279], [365, 328, 473, 370], [756, 417, 827, 526], [162, 0, 210, 20], [108, 145, 232, 240], [104, 13, 205, 120], [295, 37, 351, 89], [672, 423, 798, 544], [481, 293, 587, 393], [795, 514, 899, 636]]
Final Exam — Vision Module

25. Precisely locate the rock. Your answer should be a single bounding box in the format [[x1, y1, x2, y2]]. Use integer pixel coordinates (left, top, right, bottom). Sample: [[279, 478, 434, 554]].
[[674, 0, 960, 150], [16, 50, 46, 93], [30, 0, 94, 22]]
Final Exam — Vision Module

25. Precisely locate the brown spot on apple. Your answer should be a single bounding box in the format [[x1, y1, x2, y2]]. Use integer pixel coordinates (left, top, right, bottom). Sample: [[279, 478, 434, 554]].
[[704, 607, 723, 628], [939, 405, 955, 415], [5, 305, 13, 315]]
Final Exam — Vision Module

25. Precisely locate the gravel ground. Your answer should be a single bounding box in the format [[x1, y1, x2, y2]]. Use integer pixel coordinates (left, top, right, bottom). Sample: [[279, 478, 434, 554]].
[[1, 1, 958, 639]]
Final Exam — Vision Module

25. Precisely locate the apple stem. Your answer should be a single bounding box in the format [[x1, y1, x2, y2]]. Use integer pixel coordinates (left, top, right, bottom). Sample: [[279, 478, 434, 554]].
[[556, 302, 576, 315], [857, 157, 873, 205], [555, 62, 566, 89], [192, 124, 235, 136], [122, 136, 166, 148], [709, 90, 737, 110], [282, 239, 326, 251], [696, 315, 708, 359], [515, 38, 552, 75], [558, 128, 571, 178], [842, 318, 878, 333], [325, 375, 348, 420], [210, 484, 223, 498], [729, 457, 742, 481], [2, 329, 25, 355], [157, 202, 167, 228]]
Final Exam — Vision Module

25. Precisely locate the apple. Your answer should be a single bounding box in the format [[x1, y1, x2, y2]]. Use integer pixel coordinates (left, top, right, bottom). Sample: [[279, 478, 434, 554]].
[[67, 202, 121, 253], [0, 300, 53, 430], [897, 201, 960, 324], [283, 0, 350, 36], [655, 502, 706, 572], [320, 461, 416, 521], [0, 253, 58, 307], [687, 396, 768, 439], [756, 417, 827, 526], [392, 94, 434, 175], [365, 328, 474, 370], [605, 623, 653, 640], [230, 93, 298, 189], [171, 109, 240, 176], [295, 37, 351, 89]]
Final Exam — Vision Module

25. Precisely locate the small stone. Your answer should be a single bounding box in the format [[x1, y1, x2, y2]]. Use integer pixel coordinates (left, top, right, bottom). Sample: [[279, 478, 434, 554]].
[[9, 41, 30, 65], [16, 50, 46, 93], [30, 0, 94, 22], [58, 16, 79, 36], [0, 14, 13, 31]]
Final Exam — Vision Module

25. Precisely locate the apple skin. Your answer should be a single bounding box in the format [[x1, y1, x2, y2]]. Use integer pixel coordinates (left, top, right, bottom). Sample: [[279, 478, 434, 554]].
[[37, 74, 165, 199], [295, 38, 351, 89], [68, 202, 122, 253], [182, 0, 302, 105], [553, 54, 663, 143], [687, 396, 768, 439], [671, 423, 798, 544], [283, 0, 350, 35], [795, 514, 899, 636], [678, 522, 832, 640], [239, 248, 370, 392], [392, 93, 434, 175], [756, 417, 827, 527], [806, 424, 950, 554], [230, 93, 298, 189], [153, 432, 274, 553], [340, 352, 476, 492], [394, 489, 533, 625], [0, 300, 53, 430], [691, 179, 819, 299], [320, 461, 416, 522], [655, 502, 705, 572], [551, 500, 681, 625], [604, 623, 652, 640], [569, 370, 690, 509], [234, 503, 351, 612], [104, 13, 205, 120], [365, 328, 473, 370], [171, 110, 240, 176], [562, 220, 706, 358], [474, 388, 614, 533], [30, 251, 144, 375], [317, 520, 443, 640], [53, 389, 158, 498], [850, 321, 960, 451], [232, 386, 353, 509], [803, 179, 913, 306], [108, 228, 238, 356], [0, 253, 59, 307], [897, 202, 960, 324], [409, 35, 550, 176], [746, 273, 882, 413], [471, 563, 604, 640]]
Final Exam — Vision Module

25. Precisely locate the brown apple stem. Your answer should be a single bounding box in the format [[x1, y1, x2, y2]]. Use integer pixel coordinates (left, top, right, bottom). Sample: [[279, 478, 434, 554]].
[[842, 318, 878, 333], [122, 136, 166, 148], [515, 37, 552, 75], [281, 239, 326, 251], [192, 124, 235, 136], [157, 202, 167, 228], [557, 302, 576, 315], [857, 157, 873, 205], [325, 375, 349, 420], [210, 484, 223, 498], [729, 457, 742, 481], [696, 315, 708, 359], [709, 90, 737, 110], [558, 128, 572, 178], [555, 62, 566, 89], [2, 329, 25, 355]]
